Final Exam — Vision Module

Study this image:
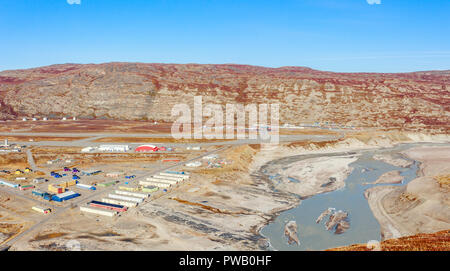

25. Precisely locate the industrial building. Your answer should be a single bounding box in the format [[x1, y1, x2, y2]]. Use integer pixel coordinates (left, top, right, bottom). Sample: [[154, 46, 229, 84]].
[[19, 185, 34, 191], [98, 145, 130, 152], [81, 147, 94, 153], [135, 145, 157, 152], [102, 198, 138, 208], [33, 177, 48, 184], [76, 183, 96, 190], [108, 193, 144, 203], [146, 177, 178, 185], [51, 191, 80, 202], [115, 190, 149, 199], [88, 200, 127, 212], [48, 184, 65, 194], [141, 186, 159, 193], [139, 180, 171, 188], [80, 206, 117, 217]]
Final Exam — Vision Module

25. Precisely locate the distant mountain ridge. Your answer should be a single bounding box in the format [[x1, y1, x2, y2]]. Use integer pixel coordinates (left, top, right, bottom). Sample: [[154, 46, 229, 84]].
[[0, 63, 448, 131]]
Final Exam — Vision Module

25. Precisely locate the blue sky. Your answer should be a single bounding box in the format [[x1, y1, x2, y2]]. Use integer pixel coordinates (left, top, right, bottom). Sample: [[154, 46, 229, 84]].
[[0, 0, 449, 72]]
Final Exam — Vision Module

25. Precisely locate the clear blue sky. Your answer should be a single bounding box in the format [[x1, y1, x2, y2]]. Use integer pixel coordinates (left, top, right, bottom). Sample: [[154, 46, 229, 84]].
[[0, 0, 449, 72]]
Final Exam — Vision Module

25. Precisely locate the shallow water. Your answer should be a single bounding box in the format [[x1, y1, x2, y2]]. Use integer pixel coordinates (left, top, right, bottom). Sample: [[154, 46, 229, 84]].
[[259, 143, 438, 251]]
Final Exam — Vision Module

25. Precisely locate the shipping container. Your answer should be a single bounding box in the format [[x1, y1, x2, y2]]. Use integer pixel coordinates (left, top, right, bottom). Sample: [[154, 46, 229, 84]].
[[118, 186, 140, 192], [114, 190, 149, 199], [89, 200, 127, 212], [80, 206, 117, 217], [108, 194, 143, 203], [76, 183, 96, 190], [160, 173, 190, 179], [146, 177, 178, 185], [0, 180, 19, 188], [152, 175, 184, 181], [139, 180, 171, 188], [33, 177, 47, 184], [141, 186, 159, 193], [101, 198, 138, 208], [32, 206, 51, 214], [20, 185, 35, 191]]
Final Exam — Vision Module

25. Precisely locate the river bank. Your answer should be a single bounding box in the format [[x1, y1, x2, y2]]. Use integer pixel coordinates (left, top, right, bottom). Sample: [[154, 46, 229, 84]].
[[251, 132, 449, 251]]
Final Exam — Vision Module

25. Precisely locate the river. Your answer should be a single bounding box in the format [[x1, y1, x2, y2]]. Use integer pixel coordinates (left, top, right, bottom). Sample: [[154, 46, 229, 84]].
[[258, 143, 442, 251]]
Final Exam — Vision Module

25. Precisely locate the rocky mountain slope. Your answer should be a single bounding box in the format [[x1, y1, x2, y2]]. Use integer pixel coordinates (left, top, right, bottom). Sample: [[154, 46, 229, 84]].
[[0, 63, 448, 131]]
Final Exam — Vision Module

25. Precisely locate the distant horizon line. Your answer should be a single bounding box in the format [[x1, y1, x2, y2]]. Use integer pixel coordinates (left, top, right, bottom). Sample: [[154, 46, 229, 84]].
[[1, 61, 449, 75]]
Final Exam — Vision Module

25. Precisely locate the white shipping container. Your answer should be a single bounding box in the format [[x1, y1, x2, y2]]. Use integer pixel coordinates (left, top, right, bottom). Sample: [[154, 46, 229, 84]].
[[114, 190, 149, 199], [152, 175, 184, 181], [76, 183, 95, 190], [146, 177, 178, 185], [160, 173, 190, 179], [32, 206, 51, 214], [108, 194, 144, 203], [80, 206, 117, 217], [101, 198, 138, 208], [139, 181, 171, 188]]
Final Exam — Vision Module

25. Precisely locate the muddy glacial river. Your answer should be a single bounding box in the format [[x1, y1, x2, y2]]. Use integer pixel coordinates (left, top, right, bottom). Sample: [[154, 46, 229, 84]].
[[258, 143, 440, 251]]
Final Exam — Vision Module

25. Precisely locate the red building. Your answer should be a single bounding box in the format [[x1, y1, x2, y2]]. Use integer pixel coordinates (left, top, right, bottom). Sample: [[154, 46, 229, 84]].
[[135, 145, 157, 152]]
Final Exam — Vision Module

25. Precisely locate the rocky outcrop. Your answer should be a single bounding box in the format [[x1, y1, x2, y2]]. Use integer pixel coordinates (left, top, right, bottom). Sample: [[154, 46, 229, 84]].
[[316, 208, 351, 234], [0, 63, 448, 131], [284, 220, 300, 245]]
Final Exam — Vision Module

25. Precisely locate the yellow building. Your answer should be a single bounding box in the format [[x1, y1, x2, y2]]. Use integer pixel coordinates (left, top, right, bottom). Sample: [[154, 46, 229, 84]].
[[48, 184, 65, 194]]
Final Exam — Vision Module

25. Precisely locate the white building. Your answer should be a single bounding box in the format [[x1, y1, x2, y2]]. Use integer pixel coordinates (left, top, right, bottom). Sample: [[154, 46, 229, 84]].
[[81, 147, 95, 153], [98, 145, 130, 152], [185, 161, 202, 167]]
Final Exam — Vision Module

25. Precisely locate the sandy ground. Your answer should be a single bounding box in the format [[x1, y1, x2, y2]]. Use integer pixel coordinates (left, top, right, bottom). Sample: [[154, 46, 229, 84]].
[[373, 154, 414, 168], [260, 155, 357, 198], [2, 131, 449, 250], [367, 170, 404, 185], [365, 146, 450, 240]]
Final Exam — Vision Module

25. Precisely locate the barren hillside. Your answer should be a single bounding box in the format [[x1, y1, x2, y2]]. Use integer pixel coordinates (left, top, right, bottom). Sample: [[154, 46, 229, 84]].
[[0, 63, 448, 131]]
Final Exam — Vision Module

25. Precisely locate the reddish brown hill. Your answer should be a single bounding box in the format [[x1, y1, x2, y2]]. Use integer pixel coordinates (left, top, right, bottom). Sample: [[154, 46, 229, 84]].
[[0, 63, 448, 131], [327, 230, 450, 251]]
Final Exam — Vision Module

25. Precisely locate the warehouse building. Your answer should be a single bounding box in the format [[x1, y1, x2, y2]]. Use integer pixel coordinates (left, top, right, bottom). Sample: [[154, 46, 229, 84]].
[[135, 145, 157, 152], [98, 145, 130, 152], [76, 183, 96, 190], [108, 193, 144, 203], [88, 201, 127, 212], [51, 191, 80, 202], [102, 198, 138, 208], [80, 206, 117, 217], [114, 190, 149, 199], [139, 180, 171, 188]]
